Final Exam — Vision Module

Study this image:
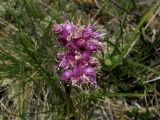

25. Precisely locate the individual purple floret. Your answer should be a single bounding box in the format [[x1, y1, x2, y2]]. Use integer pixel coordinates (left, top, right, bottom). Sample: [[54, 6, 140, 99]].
[[53, 20, 104, 85]]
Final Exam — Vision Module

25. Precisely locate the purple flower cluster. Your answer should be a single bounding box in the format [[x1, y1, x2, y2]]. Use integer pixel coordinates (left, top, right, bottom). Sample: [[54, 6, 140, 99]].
[[53, 20, 104, 85]]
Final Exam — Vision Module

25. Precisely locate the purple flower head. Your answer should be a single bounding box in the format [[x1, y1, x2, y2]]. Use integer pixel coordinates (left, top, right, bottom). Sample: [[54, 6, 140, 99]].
[[66, 41, 76, 50], [84, 66, 95, 76], [87, 39, 102, 51], [93, 32, 101, 39], [63, 20, 73, 34], [73, 28, 83, 39], [53, 23, 63, 33], [53, 24, 68, 45], [89, 57, 98, 67], [52, 20, 105, 85], [82, 26, 93, 39], [61, 70, 73, 80], [75, 39, 86, 49], [73, 65, 84, 77], [59, 58, 68, 68], [81, 51, 91, 61]]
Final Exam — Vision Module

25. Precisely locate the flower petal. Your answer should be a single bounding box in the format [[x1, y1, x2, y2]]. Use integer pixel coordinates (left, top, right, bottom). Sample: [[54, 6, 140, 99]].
[[87, 39, 102, 51], [82, 26, 93, 39], [84, 66, 95, 76], [63, 21, 73, 34], [61, 70, 73, 80]]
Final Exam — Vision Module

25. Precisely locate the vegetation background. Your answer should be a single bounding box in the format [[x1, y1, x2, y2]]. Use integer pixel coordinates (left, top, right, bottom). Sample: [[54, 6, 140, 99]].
[[0, 0, 160, 119]]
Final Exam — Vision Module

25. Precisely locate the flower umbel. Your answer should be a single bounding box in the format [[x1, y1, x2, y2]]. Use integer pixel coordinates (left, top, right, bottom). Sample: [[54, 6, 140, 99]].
[[53, 20, 104, 85]]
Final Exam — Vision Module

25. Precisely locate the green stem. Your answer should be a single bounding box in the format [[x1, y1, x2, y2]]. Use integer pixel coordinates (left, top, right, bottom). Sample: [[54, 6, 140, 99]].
[[64, 82, 75, 119]]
